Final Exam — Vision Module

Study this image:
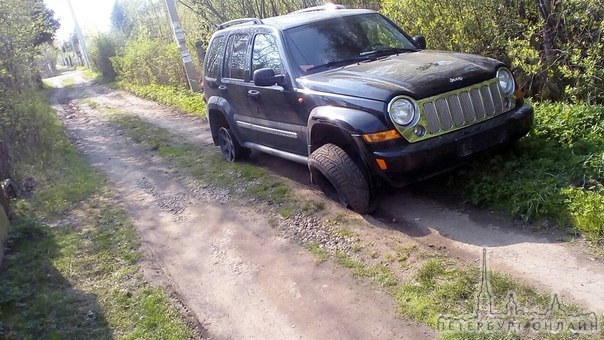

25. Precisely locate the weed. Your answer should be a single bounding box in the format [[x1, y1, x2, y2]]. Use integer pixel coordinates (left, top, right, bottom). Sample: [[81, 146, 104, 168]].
[[335, 251, 397, 287], [301, 200, 325, 214], [333, 227, 356, 239], [279, 207, 294, 219], [306, 242, 328, 263]]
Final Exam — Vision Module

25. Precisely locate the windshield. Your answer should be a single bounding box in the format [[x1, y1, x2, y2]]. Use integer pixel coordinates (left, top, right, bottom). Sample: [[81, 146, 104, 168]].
[[285, 13, 416, 75]]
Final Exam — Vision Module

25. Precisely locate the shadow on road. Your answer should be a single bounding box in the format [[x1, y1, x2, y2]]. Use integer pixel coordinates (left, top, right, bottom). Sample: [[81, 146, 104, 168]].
[[0, 219, 113, 339]]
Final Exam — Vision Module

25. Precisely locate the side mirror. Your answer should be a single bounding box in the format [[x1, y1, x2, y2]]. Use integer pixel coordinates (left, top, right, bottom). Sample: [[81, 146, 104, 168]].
[[412, 35, 426, 50], [253, 68, 285, 87]]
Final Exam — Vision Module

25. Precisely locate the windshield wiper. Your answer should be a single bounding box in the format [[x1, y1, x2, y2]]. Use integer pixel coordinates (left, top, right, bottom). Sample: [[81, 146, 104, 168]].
[[306, 57, 369, 72], [359, 47, 416, 58]]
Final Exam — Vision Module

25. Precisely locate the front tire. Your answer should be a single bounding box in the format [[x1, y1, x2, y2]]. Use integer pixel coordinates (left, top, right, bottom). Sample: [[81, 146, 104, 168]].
[[309, 143, 372, 214], [218, 127, 249, 162]]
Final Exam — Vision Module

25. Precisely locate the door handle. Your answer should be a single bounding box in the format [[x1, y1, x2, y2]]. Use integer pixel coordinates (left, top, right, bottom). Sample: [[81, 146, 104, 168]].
[[218, 85, 227, 91], [247, 90, 260, 99]]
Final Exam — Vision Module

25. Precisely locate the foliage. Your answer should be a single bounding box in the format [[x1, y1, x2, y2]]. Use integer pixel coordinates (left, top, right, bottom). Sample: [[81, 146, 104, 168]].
[[381, 0, 604, 104], [0, 90, 62, 187], [441, 102, 604, 242], [0, 0, 60, 185], [89, 34, 118, 81], [118, 82, 206, 116], [112, 37, 187, 88]]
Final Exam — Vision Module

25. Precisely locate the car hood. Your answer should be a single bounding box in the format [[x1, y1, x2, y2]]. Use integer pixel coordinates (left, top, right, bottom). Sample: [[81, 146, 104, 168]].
[[297, 50, 503, 101]]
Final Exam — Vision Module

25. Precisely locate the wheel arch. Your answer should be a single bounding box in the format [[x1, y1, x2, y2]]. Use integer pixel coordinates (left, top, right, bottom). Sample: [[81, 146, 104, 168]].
[[206, 97, 233, 146], [308, 106, 389, 190]]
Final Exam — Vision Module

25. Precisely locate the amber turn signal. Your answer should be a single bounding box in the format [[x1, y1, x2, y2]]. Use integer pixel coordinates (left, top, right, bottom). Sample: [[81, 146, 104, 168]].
[[375, 158, 388, 170], [362, 129, 401, 143]]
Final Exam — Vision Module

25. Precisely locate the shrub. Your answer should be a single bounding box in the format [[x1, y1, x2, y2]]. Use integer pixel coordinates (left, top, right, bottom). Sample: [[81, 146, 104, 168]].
[[111, 37, 187, 88], [89, 33, 117, 81]]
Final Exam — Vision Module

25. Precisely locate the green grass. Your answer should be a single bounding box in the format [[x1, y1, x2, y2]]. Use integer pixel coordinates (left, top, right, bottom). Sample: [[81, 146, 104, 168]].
[[395, 258, 602, 339], [306, 242, 328, 263], [437, 101, 604, 243], [335, 251, 398, 287], [117, 82, 206, 117], [0, 102, 195, 338]]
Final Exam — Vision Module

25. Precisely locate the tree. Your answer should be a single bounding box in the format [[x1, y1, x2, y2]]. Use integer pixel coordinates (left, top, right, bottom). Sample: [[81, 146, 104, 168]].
[[0, 0, 60, 183]]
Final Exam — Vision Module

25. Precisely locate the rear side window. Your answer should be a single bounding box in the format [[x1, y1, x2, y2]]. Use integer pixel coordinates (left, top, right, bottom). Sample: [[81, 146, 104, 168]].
[[223, 33, 250, 80], [251, 34, 284, 76], [205, 35, 224, 79]]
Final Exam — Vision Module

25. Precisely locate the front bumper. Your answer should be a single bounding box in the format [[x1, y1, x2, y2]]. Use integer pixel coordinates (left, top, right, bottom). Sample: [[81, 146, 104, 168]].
[[358, 103, 534, 187]]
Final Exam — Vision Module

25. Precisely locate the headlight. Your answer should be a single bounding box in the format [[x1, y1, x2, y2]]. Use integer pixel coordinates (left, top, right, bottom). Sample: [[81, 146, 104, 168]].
[[497, 68, 515, 95], [388, 96, 419, 126]]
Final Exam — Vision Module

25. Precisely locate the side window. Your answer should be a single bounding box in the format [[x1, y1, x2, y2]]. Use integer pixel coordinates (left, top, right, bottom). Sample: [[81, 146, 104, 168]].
[[223, 33, 250, 80], [205, 35, 224, 79], [251, 34, 284, 76]]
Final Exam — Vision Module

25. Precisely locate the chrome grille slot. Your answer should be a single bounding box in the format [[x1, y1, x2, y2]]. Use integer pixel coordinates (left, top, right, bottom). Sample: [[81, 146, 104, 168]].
[[459, 91, 476, 122], [447, 95, 465, 127], [470, 88, 485, 119], [423, 101, 440, 134], [490, 82, 503, 112], [480, 85, 495, 116], [436, 98, 453, 129]]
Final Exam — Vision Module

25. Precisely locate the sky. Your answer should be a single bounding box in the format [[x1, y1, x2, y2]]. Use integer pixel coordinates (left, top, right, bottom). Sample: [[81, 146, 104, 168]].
[[43, 0, 116, 41]]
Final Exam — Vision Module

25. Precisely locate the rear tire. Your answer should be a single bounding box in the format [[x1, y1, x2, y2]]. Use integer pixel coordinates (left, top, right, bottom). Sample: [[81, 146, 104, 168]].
[[309, 143, 372, 214], [218, 127, 250, 162]]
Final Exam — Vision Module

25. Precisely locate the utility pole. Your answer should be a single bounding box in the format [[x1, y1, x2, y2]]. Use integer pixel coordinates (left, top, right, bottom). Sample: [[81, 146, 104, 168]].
[[66, 0, 90, 68], [164, 0, 200, 92]]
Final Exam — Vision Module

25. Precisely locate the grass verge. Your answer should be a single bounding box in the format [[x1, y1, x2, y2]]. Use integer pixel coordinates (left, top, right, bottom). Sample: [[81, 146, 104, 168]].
[[117, 82, 206, 118], [437, 101, 604, 243], [0, 101, 195, 338]]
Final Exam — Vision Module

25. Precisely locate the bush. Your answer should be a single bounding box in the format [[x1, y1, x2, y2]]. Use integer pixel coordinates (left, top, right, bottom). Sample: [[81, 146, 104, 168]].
[[0, 89, 63, 185], [89, 33, 117, 81], [111, 37, 187, 88]]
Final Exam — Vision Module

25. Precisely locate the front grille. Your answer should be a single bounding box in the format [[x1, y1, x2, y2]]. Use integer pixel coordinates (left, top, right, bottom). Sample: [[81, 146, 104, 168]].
[[421, 80, 509, 134]]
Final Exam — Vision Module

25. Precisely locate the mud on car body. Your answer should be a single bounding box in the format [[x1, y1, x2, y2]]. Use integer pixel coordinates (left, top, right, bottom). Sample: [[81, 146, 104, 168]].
[[202, 5, 533, 214]]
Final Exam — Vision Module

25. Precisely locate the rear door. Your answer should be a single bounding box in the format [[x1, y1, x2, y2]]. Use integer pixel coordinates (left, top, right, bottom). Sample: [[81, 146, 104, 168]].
[[220, 32, 257, 143]]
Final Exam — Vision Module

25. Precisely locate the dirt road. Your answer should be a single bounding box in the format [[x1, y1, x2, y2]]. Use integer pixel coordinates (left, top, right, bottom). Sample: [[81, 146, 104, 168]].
[[47, 71, 604, 338]]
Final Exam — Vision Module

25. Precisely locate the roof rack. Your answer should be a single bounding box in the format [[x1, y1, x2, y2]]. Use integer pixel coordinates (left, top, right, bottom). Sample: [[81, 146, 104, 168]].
[[217, 18, 263, 30], [291, 4, 347, 14]]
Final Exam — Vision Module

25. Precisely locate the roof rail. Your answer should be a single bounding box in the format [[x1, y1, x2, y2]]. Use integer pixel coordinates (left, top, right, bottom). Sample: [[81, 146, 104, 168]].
[[291, 4, 347, 14], [217, 18, 263, 30]]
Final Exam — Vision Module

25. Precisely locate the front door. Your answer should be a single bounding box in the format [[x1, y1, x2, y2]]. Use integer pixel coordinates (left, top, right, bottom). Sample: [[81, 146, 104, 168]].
[[245, 32, 307, 155]]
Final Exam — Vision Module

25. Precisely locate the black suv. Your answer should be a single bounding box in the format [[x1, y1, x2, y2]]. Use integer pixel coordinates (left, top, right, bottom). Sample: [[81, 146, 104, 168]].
[[202, 5, 533, 213]]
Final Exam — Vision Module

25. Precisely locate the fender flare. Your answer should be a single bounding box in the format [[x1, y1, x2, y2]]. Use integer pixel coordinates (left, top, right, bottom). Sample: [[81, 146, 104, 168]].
[[307, 106, 390, 191], [307, 106, 389, 149], [206, 96, 244, 145]]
